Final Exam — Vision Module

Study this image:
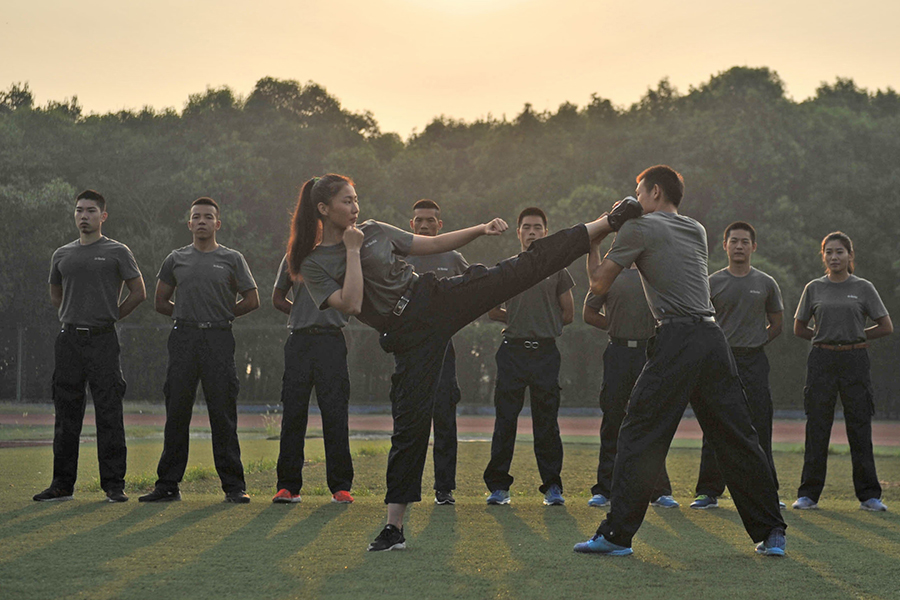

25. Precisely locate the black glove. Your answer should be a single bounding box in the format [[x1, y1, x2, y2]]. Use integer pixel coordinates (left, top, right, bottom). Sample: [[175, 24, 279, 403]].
[[607, 196, 642, 231]]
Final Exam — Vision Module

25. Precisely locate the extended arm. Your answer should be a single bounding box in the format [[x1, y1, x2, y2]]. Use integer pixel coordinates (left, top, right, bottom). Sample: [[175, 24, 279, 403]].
[[587, 240, 624, 297], [234, 288, 260, 317], [117, 276, 146, 320], [273, 287, 292, 316], [409, 219, 507, 256], [765, 311, 783, 343]]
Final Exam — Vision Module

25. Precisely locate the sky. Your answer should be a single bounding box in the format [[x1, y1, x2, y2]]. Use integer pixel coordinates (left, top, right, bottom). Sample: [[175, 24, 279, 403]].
[[3, 0, 899, 137]]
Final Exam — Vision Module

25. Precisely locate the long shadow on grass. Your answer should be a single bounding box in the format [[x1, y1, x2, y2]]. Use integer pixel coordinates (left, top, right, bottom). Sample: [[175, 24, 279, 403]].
[[117, 502, 348, 599], [0, 502, 226, 598], [0, 499, 109, 541]]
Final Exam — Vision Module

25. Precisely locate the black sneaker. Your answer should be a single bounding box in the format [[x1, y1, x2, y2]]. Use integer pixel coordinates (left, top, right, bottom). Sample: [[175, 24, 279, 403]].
[[33, 487, 74, 502], [106, 489, 129, 503], [367, 524, 406, 552], [435, 490, 456, 505], [138, 488, 181, 502], [224, 490, 250, 504]]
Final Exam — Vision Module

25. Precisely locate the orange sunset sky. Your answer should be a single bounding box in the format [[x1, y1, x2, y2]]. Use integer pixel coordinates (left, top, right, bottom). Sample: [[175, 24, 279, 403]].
[[3, 0, 899, 136]]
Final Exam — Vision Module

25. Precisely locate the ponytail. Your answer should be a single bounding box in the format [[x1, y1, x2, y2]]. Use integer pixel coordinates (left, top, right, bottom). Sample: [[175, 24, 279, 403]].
[[287, 174, 354, 279]]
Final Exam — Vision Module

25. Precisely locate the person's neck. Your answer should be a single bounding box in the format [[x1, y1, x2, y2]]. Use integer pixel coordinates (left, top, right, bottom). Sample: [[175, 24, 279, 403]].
[[321, 223, 344, 246], [79, 231, 102, 245], [727, 262, 752, 277], [192, 236, 219, 252], [827, 271, 850, 283]]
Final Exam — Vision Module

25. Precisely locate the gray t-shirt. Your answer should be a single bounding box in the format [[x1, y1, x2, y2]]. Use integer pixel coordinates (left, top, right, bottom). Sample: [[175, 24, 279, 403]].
[[301, 220, 415, 330], [794, 275, 888, 345], [502, 268, 575, 339], [709, 267, 784, 348], [585, 268, 656, 340], [605, 212, 715, 320], [405, 250, 469, 278], [157, 244, 257, 323], [274, 255, 348, 330], [49, 237, 142, 326]]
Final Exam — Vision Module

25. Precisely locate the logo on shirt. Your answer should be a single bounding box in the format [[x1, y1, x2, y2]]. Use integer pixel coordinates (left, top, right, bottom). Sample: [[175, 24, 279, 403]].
[[213, 264, 227, 270], [847, 294, 858, 299], [364, 239, 378, 248], [749, 290, 761, 294], [93, 257, 107, 261]]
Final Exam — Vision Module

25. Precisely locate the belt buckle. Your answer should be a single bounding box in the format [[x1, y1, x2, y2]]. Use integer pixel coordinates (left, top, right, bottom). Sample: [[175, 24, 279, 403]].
[[75, 327, 90, 336], [627, 340, 638, 348], [525, 340, 538, 350], [392, 297, 409, 317], [198, 322, 212, 329]]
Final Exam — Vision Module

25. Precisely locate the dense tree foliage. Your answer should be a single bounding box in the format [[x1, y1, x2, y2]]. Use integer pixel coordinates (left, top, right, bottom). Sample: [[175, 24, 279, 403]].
[[2, 68, 898, 416]]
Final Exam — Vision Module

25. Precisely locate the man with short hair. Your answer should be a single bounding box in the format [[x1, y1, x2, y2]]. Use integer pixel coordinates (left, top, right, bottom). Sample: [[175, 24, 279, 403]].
[[35, 190, 146, 503], [483, 207, 574, 506], [404, 199, 469, 505], [584, 262, 677, 509], [690, 222, 784, 510], [140, 197, 260, 504], [576, 165, 786, 557]]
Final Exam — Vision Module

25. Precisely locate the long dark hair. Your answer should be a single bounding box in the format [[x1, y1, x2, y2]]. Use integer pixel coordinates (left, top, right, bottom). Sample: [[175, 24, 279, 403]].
[[821, 231, 854, 274], [287, 174, 354, 279]]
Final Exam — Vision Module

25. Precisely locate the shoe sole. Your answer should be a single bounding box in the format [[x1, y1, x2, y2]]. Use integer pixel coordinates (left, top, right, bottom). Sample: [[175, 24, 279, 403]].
[[367, 542, 406, 552], [224, 498, 251, 504], [487, 499, 511, 505], [756, 547, 785, 557], [331, 498, 353, 504], [138, 495, 180, 503], [435, 499, 455, 505], [34, 495, 74, 502], [792, 505, 818, 510], [860, 506, 887, 512], [574, 545, 633, 556], [106, 497, 129, 503], [588, 502, 609, 508], [690, 504, 718, 510], [651, 503, 679, 508], [544, 500, 565, 506], [273, 497, 302, 504]]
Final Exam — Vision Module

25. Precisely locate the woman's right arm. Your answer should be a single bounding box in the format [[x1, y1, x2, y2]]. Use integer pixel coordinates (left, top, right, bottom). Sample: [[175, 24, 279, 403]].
[[325, 226, 365, 315]]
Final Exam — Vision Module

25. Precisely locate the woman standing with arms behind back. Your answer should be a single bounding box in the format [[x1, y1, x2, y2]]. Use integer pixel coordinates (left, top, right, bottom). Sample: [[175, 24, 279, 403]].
[[793, 231, 893, 511]]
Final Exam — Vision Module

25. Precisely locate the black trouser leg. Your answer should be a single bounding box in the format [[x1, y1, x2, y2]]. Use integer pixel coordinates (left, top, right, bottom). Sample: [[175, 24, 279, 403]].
[[432, 341, 460, 493], [593, 342, 671, 499], [276, 333, 314, 494], [156, 327, 202, 490], [838, 350, 881, 501], [86, 331, 127, 492], [313, 334, 353, 494], [483, 343, 527, 492], [597, 324, 783, 547], [528, 345, 564, 494], [696, 350, 777, 497], [384, 337, 447, 504], [798, 348, 838, 502], [198, 329, 245, 493], [50, 330, 88, 492]]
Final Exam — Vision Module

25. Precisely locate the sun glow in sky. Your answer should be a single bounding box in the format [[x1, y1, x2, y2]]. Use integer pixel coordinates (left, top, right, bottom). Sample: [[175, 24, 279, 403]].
[[3, 0, 899, 136]]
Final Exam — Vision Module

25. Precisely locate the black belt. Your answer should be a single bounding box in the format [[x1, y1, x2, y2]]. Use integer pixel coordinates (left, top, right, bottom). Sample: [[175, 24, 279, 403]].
[[63, 323, 116, 336], [814, 342, 868, 351], [504, 337, 555, 350], [658, 316, 716, 326], [293, 325, 342, 335], [731, 346, 764, 357], [173, 319, 232, 330], [610, 336, 650, 348], [391, 275, 419, 317]]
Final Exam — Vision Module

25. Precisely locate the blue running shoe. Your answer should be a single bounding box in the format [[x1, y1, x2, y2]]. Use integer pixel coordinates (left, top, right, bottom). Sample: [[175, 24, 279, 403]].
[[543, 484, 565, 506], [588, 494, 609, 507], [487, 489, 510, 505], [574, 534, 633, 556], [690, 495, 718, 509], [651, 495, 679, 508], [755, 527, 785, 557], [792, 496, 818, 510], [860, 498, 888, 512]]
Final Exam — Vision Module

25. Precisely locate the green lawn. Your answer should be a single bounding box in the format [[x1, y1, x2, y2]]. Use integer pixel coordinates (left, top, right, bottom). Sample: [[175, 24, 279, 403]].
[[2, 431, 900, 600]]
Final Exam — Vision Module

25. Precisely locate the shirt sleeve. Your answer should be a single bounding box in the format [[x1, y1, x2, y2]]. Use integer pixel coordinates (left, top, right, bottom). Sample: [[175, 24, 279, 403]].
[[794, 282, 813, 322], [233, 252, 257, 293], [863, 281, 889, 321], [157, 253, 177, 287], [557, 268, 576, 296], [766, 277, 785, 313], [584, 291, 605, 312], [605, 220, 645, 269], [301, 257, 342, 311], [378, 221, 415, 257], [274, 255, 292, 292], [455, 252, 470, 275], [118, 245, 142, 281], [48, 249, 63, 285]]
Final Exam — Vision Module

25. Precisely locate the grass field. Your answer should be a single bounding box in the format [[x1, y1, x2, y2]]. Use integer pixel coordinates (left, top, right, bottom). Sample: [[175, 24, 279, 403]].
[[2, 425, 900, 600]]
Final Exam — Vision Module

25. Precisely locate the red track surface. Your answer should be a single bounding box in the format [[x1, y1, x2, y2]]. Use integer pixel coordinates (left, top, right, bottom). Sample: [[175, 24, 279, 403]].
[[1, 411, 898, 446]]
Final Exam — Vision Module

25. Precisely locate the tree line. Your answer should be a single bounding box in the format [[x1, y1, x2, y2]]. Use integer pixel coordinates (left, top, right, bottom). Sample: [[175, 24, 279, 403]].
[[2, 67, 899, 416]]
